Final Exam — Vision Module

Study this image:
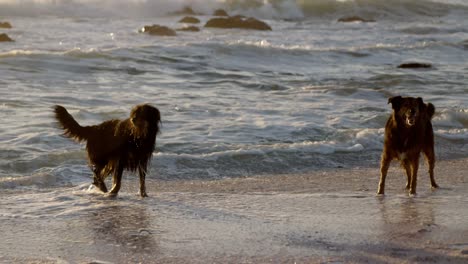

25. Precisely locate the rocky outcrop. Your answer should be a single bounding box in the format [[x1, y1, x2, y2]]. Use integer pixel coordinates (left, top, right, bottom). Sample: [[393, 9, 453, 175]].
[[0, 33, 13, 42], [178, 16, 200, 24], [213, 9, 229, 17], [169, 6, 200, 16], [139, 25, 176, 36], [176, 26, 200, 32], [398, 63, 432, 69], [338, 16, 376, 23], [0, 22, 12, 28], [205, 16, 272, 31]]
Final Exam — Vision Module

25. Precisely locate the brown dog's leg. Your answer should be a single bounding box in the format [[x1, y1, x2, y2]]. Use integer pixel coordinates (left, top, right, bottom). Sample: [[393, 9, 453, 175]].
[[409, 156, 420, 195], [92, 166, 107, 193], [403, 159, 411, 190], [424, 146, 438, 189], [109, 162, 124, 197], [378, 154, 391, 195], [138, 166, 148, 197]]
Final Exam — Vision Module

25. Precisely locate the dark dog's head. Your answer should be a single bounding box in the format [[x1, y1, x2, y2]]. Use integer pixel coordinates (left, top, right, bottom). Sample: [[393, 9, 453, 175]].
[[129, 104, 161, 138], [388, 96, 434, 127]]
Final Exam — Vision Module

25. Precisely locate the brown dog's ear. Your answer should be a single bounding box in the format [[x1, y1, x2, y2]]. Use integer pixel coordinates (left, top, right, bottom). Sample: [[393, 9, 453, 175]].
[[388, 96, 403, 111]]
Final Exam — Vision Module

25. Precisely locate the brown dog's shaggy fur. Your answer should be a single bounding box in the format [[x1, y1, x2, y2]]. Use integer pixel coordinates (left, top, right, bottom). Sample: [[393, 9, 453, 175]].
[[54, 104, 161, 197], [377, 96, 438, 195]]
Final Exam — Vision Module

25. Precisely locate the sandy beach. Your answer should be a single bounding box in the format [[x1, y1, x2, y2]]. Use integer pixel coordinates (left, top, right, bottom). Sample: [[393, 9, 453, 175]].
[[0, 158, 467, 263]]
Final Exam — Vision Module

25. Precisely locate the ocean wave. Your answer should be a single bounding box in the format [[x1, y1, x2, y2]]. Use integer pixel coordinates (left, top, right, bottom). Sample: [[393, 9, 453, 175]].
[[226, 39, 437, 54], [433, 108, 468, 128], [0, 48, 114, 59], [152, 142, 367, 180], [2, 121, 466, 188], [0, 0, 466, 20]]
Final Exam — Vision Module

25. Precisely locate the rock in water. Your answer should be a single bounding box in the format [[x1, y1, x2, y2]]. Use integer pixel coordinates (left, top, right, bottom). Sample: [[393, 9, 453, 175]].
[[0, 33, 14, 42], [169, 6, 199, 16], [205, 16, 272, 31], [213, 9, 229, 17], [178, 16, 200, 24], [398, 63, 432, 69], [0, 22, 12, 28], [139, 25, 176, 36]]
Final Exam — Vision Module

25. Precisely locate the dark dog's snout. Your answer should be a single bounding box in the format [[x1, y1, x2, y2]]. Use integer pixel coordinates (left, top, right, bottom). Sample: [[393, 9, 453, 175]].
[[405, 107, 418, 126]]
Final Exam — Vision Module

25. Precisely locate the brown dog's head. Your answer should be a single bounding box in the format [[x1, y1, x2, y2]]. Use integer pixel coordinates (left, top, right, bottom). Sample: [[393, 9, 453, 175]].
[[388, 96, 426, 127], [129, 104, 161, 138]]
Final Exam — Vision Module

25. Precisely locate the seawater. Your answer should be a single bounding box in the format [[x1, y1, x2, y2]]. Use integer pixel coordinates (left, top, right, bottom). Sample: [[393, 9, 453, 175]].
[[0, 0, 467, 188]]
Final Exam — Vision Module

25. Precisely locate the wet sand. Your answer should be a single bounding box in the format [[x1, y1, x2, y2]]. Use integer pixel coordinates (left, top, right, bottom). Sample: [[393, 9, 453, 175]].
[[0, 159, 467, 263]]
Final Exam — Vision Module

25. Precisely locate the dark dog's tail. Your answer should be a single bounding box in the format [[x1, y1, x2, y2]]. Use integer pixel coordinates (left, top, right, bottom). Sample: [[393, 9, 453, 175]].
[[54, 105, 89, 142], [427, 103, 435, 119]]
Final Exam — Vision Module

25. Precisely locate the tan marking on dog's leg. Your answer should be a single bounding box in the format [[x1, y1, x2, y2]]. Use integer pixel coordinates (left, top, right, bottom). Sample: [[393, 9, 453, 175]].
[[378, 155, 391, 195], [92, 166, 107, 193], [403, 159, 411, 190], [424, 147, 438, 189], [409, 156, 420, 195], [138, 166, 148, 197], [109, 162, 124, 197]]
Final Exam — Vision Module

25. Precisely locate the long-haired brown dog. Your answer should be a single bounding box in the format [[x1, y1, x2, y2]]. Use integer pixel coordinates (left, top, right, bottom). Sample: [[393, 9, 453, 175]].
[[54, 104, 161, 197], [377, 96, 438, 195]]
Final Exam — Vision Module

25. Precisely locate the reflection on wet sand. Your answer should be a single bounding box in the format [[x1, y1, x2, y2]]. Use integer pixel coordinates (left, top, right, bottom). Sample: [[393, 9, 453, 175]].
[[86, 201, 161, 262], [379, 197, 436, 237]]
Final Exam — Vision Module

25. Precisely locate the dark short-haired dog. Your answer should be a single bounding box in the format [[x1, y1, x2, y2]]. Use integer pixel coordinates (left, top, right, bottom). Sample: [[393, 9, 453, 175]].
[[377, 96, 438, 195], [54, 104, 161, 197]]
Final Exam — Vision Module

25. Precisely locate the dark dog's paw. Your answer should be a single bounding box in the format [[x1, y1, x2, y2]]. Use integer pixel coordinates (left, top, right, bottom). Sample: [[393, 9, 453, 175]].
[[106, 192, 119, 198]]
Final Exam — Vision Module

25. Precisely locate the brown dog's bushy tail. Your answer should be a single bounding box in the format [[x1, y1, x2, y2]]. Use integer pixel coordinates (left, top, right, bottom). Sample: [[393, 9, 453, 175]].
[[54, 105, 89, 142]]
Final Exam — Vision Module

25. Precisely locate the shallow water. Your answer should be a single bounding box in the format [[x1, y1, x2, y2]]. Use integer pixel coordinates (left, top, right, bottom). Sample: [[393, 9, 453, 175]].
[[1, 174, 467, 263]]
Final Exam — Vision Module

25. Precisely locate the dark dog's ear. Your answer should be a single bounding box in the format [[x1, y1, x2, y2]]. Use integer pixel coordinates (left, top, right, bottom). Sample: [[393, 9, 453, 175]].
[[388, 96, 403, 111], [151, 106, 162, 134], [416, 97, 425, 111], [417, 97, 424, 104], [426, 102, 435, 119]]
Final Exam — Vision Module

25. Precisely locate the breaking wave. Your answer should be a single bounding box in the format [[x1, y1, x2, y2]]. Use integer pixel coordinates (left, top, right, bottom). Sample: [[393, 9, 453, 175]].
[[0, 0, 466, 20]]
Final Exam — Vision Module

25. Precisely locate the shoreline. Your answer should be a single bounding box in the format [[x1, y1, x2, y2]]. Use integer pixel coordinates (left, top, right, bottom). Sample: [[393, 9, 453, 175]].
[[0, 158, 467, 263], [149, 158, 468, 195]]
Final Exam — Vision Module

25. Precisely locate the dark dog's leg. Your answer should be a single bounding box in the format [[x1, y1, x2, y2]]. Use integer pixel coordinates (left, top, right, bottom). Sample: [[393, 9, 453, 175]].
[[403, 159, 412, 190], [424, 146, 438, 189], [92, 166, 107, 193], [378, 154, 391, 195], [409, 155, 420, 195], [109, 161, 124, 197], [138, 166, 148, 197]]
